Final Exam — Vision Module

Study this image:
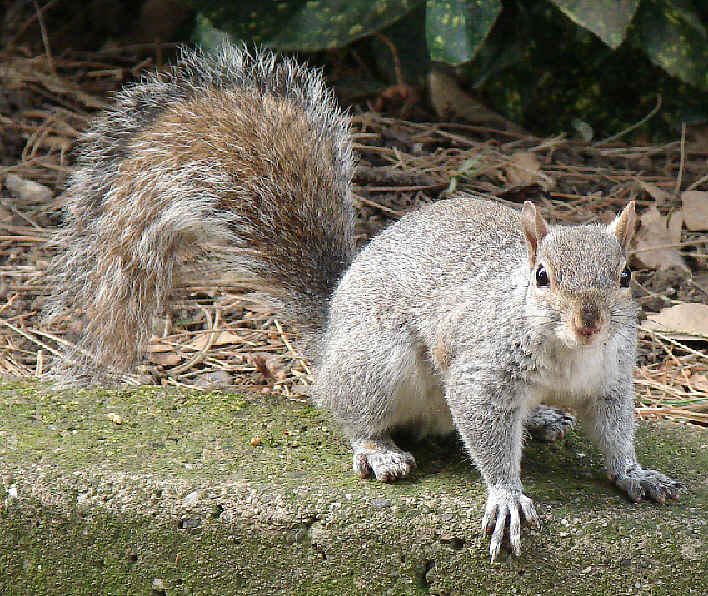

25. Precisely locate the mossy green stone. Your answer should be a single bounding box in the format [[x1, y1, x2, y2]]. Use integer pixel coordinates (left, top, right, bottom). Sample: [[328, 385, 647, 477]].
[[0, 381, 705, 594]]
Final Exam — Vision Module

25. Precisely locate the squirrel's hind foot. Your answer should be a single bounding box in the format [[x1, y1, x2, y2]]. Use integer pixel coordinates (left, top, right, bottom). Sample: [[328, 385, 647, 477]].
[[610, 464, 683, 503], [351, 437, 416, 482], [525, 406, 576, 442]]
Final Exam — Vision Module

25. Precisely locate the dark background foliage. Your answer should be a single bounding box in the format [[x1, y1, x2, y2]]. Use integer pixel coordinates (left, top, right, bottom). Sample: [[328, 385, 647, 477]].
[[2, 0, 707, 140], [189, 0, 708, 141]]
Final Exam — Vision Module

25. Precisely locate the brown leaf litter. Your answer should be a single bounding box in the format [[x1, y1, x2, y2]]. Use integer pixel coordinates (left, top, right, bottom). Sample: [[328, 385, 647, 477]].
[[0, 48, 706, 425]]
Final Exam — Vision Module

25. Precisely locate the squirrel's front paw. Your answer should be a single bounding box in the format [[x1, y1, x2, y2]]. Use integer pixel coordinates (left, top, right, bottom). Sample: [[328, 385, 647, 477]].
[[611, 464, 683, 503], [351, 438, 415, 482], [482, 488, 539, 561]]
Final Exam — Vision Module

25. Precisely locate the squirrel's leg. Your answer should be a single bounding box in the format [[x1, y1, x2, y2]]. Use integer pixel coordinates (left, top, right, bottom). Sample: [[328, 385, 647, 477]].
[[315, 329, 430, 482], [445, 375, 539, 561], [525, 406, 576, 442], [581, 380, 682, 503]]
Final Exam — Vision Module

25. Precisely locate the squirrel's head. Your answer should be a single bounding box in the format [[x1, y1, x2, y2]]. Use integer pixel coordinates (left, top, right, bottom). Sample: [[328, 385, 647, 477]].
[[520, 201, 637, 349]]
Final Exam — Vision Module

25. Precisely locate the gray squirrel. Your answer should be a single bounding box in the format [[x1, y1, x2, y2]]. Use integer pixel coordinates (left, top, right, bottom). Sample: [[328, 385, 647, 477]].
[[46, 44, 682, 560]]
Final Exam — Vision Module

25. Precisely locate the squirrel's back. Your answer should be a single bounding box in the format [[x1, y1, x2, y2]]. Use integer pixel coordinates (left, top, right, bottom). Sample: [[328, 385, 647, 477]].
[[47, 44, 355, 380], [330, 197, 527, 320]]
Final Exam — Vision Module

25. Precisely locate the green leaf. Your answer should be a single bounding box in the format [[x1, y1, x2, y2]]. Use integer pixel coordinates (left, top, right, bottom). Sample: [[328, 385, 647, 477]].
[[193, 14, 232, 53], [635, 0, 708, 90], [425, 0, 502, 65], [661, 0, 707, 38], [549, 0, 640, 49], [190, 0, 424, 51]]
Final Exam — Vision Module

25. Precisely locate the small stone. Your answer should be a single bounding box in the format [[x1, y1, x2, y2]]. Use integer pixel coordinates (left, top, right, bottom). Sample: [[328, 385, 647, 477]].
[[152, 578, 165, 590], [5, 484, 18, 503], [152, 578, 166, 595], [680, 542, 701, 561], [194, 370, 233, 389], [179, 516, 201, 531], [370, 497, 391, 509], [182, 490, 199, 507], [4, 174, 52, 203], [310, 523, 327, 544], [108, 413, 123, 425]]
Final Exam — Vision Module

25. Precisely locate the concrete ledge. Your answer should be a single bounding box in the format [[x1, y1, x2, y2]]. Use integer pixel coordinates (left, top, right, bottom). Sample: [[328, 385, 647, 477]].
[[0, 381, 706, 595]]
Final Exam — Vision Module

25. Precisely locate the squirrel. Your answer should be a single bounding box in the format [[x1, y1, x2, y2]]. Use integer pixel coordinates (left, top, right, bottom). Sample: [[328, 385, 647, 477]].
[[45, 43, 682, 560]]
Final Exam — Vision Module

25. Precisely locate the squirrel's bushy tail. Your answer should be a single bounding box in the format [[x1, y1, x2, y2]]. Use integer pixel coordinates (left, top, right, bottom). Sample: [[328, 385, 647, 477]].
[[45, 43, 355, 381]]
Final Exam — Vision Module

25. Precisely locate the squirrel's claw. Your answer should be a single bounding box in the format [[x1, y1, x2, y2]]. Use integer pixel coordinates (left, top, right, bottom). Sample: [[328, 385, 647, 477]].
[[482, 489, 538, 562], [613, 464, 683, 503]]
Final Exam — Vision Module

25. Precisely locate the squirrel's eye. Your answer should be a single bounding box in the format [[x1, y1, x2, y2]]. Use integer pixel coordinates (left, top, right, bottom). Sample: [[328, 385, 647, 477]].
[[620, 266, 631, 287], [535, 265, 550, 287]]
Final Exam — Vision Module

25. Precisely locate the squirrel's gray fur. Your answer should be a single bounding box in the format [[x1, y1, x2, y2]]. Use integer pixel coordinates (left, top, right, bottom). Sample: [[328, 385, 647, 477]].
[[46, 43, 681, 560]]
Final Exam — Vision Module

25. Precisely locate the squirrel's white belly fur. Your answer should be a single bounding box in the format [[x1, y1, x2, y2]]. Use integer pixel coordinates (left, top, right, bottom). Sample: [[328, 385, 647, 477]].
[[387, 335, 615, 437], [529, 337, 618, 408], [388, 343, 455, 436]]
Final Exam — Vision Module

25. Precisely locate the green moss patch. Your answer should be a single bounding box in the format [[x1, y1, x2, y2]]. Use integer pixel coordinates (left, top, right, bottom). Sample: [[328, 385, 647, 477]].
[[1, 381, 705, 595]]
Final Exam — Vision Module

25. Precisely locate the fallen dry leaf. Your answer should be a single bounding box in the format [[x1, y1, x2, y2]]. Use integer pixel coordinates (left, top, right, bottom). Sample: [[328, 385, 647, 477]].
[[428, 69, 522, 131], [187, 330, 241, 351], [687, 374, 708, 393], [502, 152, 554, 190], [642, 302, 708, 339], [632, 206, 688, 271], [4, 173, 53, 203], [680, 190, 708, 231], [265, 355, 288, 381], [505, 151, 542, 188], [637, 179, 672, 205], [147, 341, 173, 353], [148, 352, 182, 366]]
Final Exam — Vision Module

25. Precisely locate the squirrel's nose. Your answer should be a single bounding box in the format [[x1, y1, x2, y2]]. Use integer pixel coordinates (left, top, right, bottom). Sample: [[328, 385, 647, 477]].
[[574, 296, 604, 338]]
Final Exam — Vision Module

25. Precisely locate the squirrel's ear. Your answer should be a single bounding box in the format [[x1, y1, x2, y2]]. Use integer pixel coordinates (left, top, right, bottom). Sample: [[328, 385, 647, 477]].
[[608, 201, 636, 251], [521, 201, 548, 267]]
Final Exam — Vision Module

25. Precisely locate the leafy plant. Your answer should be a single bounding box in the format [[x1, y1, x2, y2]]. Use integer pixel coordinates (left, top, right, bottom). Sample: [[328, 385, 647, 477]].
[[188, 0, 708, 138], [190, 0, 707, 89]]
